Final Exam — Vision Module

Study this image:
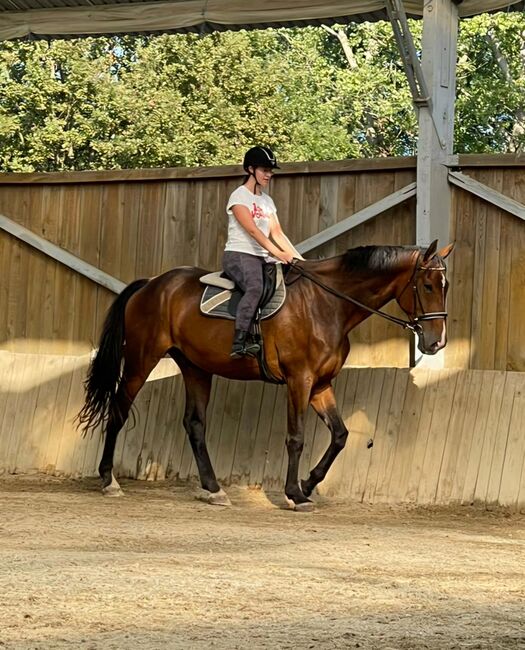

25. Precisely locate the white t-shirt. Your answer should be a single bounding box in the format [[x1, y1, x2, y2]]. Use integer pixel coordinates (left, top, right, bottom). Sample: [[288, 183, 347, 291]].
[[225, 185, 278, 258]]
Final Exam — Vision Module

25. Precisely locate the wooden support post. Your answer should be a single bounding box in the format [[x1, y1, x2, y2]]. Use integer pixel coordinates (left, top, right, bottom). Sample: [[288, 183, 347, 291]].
[[416, 0, 459, 248], [415, 1, 459, 369]]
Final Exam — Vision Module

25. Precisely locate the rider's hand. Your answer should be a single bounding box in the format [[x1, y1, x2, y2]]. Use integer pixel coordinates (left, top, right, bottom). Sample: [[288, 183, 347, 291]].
[[276, 250, 295, 264]]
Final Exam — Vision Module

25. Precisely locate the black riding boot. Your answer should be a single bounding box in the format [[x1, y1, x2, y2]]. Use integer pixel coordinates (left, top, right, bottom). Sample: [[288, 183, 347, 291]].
[[230, 329, 261, 359]]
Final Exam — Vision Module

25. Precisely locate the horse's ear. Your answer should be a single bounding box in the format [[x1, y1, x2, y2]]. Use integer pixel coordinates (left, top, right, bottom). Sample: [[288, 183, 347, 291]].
[[422, 239, 438, 263], [437, 242, 455, 259]]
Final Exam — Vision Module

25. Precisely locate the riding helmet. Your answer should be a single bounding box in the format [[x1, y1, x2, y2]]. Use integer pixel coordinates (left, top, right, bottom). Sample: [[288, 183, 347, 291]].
[[243, 146, 280, 172]]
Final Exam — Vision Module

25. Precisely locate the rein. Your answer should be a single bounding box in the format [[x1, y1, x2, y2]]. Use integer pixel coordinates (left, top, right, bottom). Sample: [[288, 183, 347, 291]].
[[289, 258, 447, 334]]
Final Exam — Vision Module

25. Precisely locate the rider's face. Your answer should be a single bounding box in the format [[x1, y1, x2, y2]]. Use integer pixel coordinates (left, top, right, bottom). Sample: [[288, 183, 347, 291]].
[[252, 167, 274, 188]]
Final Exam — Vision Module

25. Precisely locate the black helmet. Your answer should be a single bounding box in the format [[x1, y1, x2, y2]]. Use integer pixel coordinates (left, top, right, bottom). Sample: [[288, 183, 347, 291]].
[[243, 146, 280, 172]]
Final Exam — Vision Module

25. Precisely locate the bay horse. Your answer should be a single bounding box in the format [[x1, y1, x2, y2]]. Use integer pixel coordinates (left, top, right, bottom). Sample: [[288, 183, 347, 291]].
[[78, 239, 453, 509]]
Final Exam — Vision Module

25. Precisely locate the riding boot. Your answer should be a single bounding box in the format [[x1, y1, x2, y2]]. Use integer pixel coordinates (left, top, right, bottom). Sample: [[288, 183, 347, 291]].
[[230, 329, 261, 358]]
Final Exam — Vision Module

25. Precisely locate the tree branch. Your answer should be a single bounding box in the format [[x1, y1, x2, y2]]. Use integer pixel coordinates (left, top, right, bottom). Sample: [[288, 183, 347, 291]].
[[321, 24, 358, 69], [485, 29, 525, 153], [485, 30, 512, 82]]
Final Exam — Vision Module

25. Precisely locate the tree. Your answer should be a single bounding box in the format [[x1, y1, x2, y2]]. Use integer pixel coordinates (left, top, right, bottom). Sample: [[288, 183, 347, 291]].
[[0, 12, 524, 172], [455, 13, 525, 153]]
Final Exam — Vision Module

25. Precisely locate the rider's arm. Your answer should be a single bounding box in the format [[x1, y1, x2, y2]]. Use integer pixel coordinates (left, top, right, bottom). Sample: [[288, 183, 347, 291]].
[[269, 214, 304, 260], [231, 205, 293, 263]]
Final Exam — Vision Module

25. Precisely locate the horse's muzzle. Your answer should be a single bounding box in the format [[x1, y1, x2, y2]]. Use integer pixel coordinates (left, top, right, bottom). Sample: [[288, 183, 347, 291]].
[[418, 329, 447, 355]]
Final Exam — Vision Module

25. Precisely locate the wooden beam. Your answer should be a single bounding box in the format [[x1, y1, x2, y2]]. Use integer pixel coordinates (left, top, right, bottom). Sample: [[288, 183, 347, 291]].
[[416, 0, 459, 247], [455, 153, 525, 168], [448, 171, 525, 221], [0, 213, 126, 294], [296, 181, 416, 254]]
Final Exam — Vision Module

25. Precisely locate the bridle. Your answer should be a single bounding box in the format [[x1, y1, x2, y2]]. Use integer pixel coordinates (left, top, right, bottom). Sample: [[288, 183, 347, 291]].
[[289, 255, 448, 335]]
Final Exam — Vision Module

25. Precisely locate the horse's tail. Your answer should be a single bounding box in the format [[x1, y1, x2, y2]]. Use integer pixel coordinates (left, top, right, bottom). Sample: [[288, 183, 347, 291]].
[[77, 278, 149, 436]]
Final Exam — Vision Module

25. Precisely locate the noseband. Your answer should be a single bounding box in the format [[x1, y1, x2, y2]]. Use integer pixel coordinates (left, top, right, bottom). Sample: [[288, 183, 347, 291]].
[[289, 256, 448, 334]]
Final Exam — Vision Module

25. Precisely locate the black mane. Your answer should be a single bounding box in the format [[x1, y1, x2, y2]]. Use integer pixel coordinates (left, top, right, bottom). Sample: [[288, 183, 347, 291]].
[[343, 245, 421, 272]]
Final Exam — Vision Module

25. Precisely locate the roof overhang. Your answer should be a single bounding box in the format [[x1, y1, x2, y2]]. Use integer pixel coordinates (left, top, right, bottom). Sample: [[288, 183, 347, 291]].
[[1, 0, 524, 42]]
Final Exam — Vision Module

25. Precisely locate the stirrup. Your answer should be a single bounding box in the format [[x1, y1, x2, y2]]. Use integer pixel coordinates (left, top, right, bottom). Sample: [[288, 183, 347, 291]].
[[244, 339, 260, 357], [230, 344, 246, 359]]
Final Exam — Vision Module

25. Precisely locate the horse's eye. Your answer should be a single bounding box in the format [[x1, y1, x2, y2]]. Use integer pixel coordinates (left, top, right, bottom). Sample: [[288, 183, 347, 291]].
[[424, 283, 433, 293]]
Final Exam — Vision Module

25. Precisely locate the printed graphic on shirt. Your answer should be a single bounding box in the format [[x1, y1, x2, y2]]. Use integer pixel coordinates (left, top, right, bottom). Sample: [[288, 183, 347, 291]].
[[251, 202, 270, 221]]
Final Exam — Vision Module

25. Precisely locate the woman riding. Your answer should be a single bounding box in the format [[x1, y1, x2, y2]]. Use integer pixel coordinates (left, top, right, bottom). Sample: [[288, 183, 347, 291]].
[[223, 146, 304, 358]]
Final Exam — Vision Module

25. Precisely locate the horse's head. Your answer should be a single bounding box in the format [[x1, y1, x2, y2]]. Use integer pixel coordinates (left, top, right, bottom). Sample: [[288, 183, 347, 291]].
[[396, 240, 454, 355]]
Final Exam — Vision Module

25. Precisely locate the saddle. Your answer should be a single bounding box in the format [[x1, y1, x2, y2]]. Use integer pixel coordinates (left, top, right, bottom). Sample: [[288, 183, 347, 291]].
[[199, 263, 286, 321], [199, 263, 286, 384]]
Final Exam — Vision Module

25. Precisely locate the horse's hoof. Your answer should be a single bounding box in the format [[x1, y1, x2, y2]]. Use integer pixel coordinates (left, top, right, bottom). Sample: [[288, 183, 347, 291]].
[[285, 496, 315, 512], [102, 485, 124, 497], [197, 488, 232, 507], [294, 500, 315, 512], [101, 473, 124, 497]]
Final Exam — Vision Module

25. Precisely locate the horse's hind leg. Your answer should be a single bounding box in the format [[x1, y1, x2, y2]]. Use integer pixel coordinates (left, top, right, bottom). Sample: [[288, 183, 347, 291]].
[[171, 350, 230, 507], [99, 355, 161, 496], [300, 385, 348, 498]]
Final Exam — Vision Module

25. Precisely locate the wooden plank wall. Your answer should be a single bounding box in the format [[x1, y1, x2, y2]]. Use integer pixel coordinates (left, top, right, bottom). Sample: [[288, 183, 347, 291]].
[[447, 163, 525, 371], [0, 158, 416, 366], [1, 351, 524, 509], [2, 156, 525, 368]]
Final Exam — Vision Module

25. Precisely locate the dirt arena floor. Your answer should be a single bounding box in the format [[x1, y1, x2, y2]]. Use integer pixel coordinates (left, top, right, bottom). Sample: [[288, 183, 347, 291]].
[[0, 475, 524, 650]]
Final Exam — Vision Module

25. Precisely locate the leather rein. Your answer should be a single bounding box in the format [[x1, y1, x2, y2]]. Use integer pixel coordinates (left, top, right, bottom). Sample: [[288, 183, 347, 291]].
[[289, 256, 448, 334]]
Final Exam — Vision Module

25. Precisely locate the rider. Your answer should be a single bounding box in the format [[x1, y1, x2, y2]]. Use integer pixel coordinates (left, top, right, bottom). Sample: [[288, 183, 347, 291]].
[[223, 145, 304, 358]]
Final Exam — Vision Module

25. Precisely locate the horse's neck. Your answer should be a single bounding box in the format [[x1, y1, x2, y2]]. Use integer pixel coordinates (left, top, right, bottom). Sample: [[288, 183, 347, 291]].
[[307, 252, 415, 317]]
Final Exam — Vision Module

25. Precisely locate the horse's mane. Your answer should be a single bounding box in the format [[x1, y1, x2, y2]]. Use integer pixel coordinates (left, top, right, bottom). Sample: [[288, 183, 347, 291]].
[[342, 245, 420, 272]]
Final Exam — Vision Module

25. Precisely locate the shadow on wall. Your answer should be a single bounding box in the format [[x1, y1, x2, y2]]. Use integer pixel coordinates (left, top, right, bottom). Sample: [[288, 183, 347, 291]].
[[0, 351, 185, 481], [1, 351, 524, 509]]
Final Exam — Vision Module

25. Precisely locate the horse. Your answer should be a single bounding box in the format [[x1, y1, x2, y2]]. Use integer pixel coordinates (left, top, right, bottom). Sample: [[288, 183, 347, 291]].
[[77, 239, 454, 510]]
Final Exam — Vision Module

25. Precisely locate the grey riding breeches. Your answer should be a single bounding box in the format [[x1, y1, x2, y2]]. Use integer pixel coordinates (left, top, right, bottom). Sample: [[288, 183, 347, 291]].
[[222, 251, 265, 331]]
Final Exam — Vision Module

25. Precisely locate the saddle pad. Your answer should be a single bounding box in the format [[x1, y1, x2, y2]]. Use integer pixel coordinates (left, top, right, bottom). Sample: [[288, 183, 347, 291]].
[[200, 266, 286, 321]]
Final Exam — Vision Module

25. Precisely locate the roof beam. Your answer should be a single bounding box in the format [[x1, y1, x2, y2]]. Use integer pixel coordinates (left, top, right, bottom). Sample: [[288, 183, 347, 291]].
[[1, 1, 524, 41]]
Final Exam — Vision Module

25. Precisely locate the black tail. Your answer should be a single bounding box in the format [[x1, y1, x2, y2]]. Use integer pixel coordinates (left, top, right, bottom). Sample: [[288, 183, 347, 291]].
[[77, 279, 149, 435]]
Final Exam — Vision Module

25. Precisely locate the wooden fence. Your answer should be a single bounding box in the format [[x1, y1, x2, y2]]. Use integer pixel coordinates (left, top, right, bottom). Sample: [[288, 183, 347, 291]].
[[1, 155, 524, 370], [1, 350, 524, 509], [447, 163, 525, 371]]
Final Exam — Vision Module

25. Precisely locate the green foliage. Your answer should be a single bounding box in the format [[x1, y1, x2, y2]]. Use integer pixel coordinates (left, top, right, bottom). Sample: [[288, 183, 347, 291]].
[[0, 12, 524, 171], [455, 14, 525, 153]]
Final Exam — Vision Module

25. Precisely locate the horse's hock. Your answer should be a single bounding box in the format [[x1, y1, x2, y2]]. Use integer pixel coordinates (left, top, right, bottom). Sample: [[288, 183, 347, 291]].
[[1, 157, 525, 510]]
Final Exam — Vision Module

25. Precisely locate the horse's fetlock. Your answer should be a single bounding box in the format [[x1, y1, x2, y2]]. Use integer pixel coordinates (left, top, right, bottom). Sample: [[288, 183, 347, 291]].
[[301, 479, 313, 498]]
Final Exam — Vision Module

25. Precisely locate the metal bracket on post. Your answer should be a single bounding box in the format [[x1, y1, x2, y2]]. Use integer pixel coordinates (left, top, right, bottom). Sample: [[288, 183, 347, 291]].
[[385, 0, 446, 148]]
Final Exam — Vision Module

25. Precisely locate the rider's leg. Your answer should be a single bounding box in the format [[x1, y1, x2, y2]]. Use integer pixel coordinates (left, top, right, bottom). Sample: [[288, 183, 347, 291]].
[[222, 251, 264, 357]]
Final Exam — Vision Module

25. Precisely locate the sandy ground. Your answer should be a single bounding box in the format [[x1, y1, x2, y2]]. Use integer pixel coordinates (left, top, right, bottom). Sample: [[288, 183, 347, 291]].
[[0, 475, 524, 650]]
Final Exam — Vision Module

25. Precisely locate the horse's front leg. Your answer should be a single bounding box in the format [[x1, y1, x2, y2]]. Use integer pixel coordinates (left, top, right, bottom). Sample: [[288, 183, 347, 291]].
[[301, 385, 348, 498], [285, 379, 314, 510]]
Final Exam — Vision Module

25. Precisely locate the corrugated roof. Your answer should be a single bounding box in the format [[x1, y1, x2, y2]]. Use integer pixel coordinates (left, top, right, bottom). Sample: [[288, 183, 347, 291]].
[[1, 0, 523, 41]]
